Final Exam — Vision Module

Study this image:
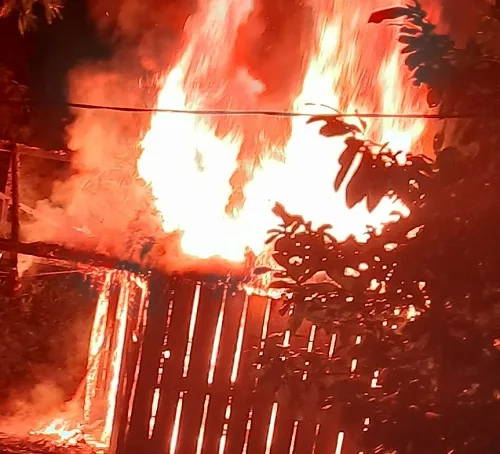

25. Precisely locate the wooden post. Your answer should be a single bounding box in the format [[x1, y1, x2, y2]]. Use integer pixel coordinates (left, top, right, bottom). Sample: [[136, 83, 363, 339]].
[[118, 271, 171, 454], [6, 142, 20, 295], [0, 142, 12, 225]]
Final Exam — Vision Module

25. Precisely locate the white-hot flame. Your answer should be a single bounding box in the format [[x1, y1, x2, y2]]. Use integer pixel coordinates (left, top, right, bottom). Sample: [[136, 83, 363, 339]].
[[139, 0, 430, 261]]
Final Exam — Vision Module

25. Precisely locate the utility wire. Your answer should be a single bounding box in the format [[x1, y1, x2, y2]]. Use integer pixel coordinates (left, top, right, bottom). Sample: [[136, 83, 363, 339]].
[[0, 98, 496, 119]]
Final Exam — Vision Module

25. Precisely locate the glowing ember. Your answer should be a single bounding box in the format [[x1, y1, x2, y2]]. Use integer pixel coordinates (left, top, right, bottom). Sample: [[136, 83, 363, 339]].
[[138, 0, 429, 262], [30, 419, 81, 445]]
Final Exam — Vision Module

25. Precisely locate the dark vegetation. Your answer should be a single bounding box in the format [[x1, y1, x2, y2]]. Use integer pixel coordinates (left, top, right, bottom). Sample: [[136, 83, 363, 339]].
[[0, 0, 63, 34], [0, 272, 96, 413], [255, 2, 500, 453]]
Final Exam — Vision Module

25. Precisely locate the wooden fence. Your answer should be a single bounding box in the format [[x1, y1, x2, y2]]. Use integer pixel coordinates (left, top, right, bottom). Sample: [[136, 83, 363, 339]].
[[112, 273, 363, 454]]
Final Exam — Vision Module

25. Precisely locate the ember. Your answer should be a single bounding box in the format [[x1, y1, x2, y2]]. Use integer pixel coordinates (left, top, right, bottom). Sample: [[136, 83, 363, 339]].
[[0, 432, 95, 454], [29, 419, 82, 445]]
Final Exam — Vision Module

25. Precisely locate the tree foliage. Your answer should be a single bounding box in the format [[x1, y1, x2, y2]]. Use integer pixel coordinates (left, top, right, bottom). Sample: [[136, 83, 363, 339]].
[[0, 66, 31, 142], [254, 1, 500, 452], [0, 272, 95, 411], [0, 0, 63, 34]]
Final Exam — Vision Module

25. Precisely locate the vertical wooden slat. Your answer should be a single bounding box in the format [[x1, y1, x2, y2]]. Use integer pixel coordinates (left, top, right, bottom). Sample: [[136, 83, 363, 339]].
[[314, 416, 343, 454], [176, 283, 225, 453], [149, 281, 196, 453], [97, 280, 121, 408], [120, 272, 170, 454], [246, 298, 287, 454], [271, 321, 311, 454], [111, 276, 149, 454], [117, 279, 369, 454], [224, 295, 269, 454], [293, 420, 317, 453], [292, 322, 324, 454], [201, 289, 246, 453]]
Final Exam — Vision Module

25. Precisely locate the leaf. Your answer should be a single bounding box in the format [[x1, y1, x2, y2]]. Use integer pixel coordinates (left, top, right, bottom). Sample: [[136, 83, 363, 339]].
[[405, 51, 426, 70], [269, 280, 294, 289], [272, 203, 305, 229], [265, 233, 281, 245], [334, 138, 364, 191], [368, 7, 411, 24], [432, 131, 444, 152], [400, 26, 419, 35], [427, 88, 443, 108], [307, 116, 362, 137]]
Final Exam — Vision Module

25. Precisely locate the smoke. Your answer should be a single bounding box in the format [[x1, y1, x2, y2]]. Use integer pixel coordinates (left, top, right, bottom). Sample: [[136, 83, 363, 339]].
[[0, 289, 93, 434], [0, 381, 68, 435], [21, 0, 314, 272], [23, 0, 194, 265]]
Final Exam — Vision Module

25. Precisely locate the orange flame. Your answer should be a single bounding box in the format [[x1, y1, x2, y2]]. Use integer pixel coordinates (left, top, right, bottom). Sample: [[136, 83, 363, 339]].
[[139, 0, 430, 261]]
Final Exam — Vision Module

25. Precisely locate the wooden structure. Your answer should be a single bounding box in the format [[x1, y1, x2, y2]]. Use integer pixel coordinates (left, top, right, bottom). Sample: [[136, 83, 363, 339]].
[[0, 141, 362, 453], [111, 273, 359, 454]]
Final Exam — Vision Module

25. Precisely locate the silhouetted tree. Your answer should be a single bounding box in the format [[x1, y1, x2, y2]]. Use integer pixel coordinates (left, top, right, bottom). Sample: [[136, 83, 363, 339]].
[[255, 2, 500, 453], [0, 0, 63, 34]]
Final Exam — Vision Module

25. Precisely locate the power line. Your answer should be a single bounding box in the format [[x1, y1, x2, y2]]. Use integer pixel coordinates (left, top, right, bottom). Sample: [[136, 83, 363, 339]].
[[0, 98, 496, 119]]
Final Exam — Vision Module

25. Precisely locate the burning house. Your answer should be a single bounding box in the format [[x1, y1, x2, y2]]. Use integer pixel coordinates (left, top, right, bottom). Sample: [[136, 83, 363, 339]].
[[0, 0, 449, 453]]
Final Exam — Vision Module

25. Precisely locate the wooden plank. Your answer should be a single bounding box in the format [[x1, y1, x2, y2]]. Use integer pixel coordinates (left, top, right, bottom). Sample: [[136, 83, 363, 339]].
[[271, 320, 312, 454], [292, 420, 317, 454], [111, 276, 148, 454], [201, 289, 246, 453], [314, 419, 343, 454], [175, 283, 225, 453], [120, 272, 170, 454], [224, 295, 269, 454], [148, 280, 196, 453], [246, 298, 288, 454]]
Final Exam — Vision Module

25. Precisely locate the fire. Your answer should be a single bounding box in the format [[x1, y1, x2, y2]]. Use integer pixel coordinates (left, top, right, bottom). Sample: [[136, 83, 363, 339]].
[[138, 0, 430, 262], [28, 271, 145, 451], [30, 418, 81, 444]]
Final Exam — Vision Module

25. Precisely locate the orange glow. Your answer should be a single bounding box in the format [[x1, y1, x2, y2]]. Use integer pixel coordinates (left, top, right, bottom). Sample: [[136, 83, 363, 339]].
[[138, 0, 428, 262], [264, 402, 279, 454]]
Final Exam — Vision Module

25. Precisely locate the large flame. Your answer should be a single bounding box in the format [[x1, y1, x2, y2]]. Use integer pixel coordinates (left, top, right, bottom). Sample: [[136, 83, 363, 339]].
[[138, 0, 430, 262]]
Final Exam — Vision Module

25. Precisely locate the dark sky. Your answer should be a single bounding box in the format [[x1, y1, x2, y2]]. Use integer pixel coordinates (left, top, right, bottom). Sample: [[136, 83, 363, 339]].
[[1, 0, 110, 148]]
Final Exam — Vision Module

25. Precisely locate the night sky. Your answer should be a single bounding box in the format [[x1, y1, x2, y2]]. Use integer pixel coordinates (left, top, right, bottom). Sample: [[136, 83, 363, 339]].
[[1, 0, 110, 148]]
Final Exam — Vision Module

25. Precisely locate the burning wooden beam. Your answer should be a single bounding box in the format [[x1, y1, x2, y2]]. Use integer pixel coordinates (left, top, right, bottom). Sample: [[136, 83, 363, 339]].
[[0, 239, 141, 272], [0, 140, 72, 162]]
